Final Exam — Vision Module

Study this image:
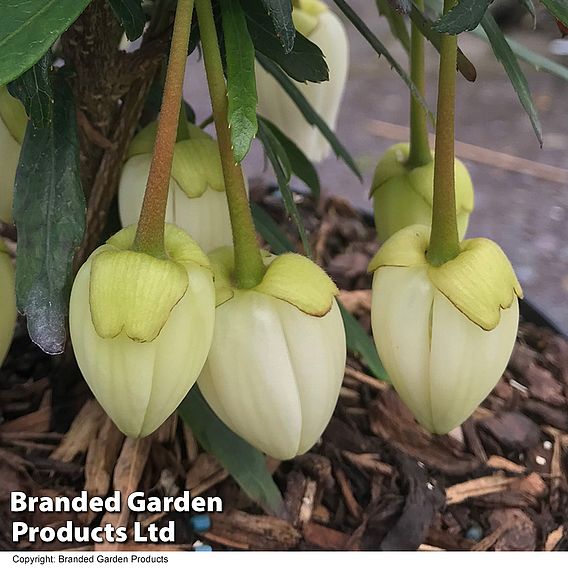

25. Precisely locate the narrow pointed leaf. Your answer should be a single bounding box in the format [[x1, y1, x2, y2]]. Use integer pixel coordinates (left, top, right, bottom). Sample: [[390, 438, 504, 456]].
[[14, 77, 85, 355], [178, 387, 285, 516], [433, 0, 492, 34], [260, 116, 321, 200], [108, 0, 146, 41], [0, 0, 91, 86], [480, 12, 542, 146], [251, 202, 295, 254], [8, 51, 54, 127], [256, 52, 361, 180], [541, 0, 568, 27], [259, 0, 295, 54], [221, 0, 258, 162], [376, 0, 411, 53], [257, 118, 312, 257], [332, 0, 432, 122]]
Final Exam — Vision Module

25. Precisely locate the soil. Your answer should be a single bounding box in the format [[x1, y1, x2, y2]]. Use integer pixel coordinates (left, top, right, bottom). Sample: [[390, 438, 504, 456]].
[[0, 187, 567, 552]]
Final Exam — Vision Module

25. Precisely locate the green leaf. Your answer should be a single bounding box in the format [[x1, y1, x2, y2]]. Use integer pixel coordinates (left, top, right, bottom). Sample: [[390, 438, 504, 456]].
[[409, 5, 477, 82], [376, 0, 411, 53], [7, 51, 54, 128], [332, 0, 433, 123], [256, 53, 362, 180], [245, 0, 328, 83], [541, 0, 568, 27], [0, 0, 91, 86], [480, 12, 542, 146], [221, 0, 258, 163], [260, 117, 321, 201], [338, 301, 389, 382], [178, 387, 285, 516], [259, 0, 295, 54], [433, 0, 492, 34], [257, 118, 312, 257], [387, 0, 412, 14], [108, 0, 146, 41], [471, 27, 568, 82], [518, 0, 536, 24], [251, 202, 295, 254], [13, 76, 85, 355]]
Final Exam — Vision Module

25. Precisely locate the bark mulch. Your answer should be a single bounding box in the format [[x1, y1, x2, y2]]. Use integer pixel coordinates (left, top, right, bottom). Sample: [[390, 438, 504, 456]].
[[0, 185, 566, 551]]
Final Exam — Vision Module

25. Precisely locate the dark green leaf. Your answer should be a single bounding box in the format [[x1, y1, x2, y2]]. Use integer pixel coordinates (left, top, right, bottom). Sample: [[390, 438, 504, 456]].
[[409, 5, 477, 82], [376, 0, 411, 53], [338, 302, 389, 382], [471, 27, 568, 82], [259, 0, 295, 54], [256, 53, 362, 180], [332, 0, 432, 123], [433, 0, 491, 34], [480, 12, 542, 146], [251, 202, 295, 254], [108, 0, 146, 41], [14, 77, 85, 355], [7, 52, 53, 128], [260, 117, 320, 201], [221, 0, 258, 162], [245, 0, 328, 83], [178, 387, 285, 516], [257, 118, 312, 257], [518, 0, 536, 23], [0, 0, 91, 86], [541, 0, 568, 27]]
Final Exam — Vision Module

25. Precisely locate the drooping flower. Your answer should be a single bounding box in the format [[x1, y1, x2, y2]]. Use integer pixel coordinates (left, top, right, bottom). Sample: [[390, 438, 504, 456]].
[[0, 242, 16, 366]]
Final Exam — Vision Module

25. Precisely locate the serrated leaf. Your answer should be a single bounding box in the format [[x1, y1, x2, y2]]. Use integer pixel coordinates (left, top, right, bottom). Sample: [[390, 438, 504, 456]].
[[13, 77, 85, 355], [376, 0, 411, 53], [245, 0, 328, 83], [257, 118, 312, 257], [108, 0, 146, 41], [338, 302, 389, 382], [410, 4, 477, 82], [7, 52, 54, 128], [332, 0, 433, 123], [256, 53, 361, 180], [260, 116, 320, 200], [0, 0, 91, 86], [471, 26, 568, 82], [221, 0, 258, 162], [480, 12, 542, 146], [259, 0, 295, 54], [433, 0, 491, 34], [251, 202, 295, 254], [541, 0, 568, 27], [178, 387, 285, 516]]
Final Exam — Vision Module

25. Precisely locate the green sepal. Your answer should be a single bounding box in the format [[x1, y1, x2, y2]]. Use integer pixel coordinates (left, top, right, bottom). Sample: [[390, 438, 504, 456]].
[[209, 247, 338, 316], [90, 225, 211, 342], [368, 224, 523, 331], [370, 142, 474, 214], [0, 86, 28, 144]]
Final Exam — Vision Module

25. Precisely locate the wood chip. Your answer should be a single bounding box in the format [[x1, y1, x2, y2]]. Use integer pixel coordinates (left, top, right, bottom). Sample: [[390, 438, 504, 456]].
[[344, 366, 387, 392], [303, 522, 350, 550], [545, 526, 564, 551], [0, 390, 52, 433], [186, 453, 228, 496], [446, 474, 517, 505], [486, 455, 527, 474]]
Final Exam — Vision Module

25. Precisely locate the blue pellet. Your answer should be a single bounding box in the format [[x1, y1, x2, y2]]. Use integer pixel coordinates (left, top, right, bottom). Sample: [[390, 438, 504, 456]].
[[191, 514, 212, 533], [465, 524, 483, 542], [194, 544, 212, 552]]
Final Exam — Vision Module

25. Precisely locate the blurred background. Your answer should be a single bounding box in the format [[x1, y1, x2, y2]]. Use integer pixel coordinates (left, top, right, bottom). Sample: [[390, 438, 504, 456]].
[[185, 0, 568, 334]]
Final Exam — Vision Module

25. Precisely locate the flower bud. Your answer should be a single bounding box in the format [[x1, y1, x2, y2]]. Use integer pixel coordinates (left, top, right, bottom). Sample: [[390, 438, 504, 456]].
[[0, 87, 27, 223], [69, 224, 216, 437], [198, 248, 346, 459], [370, 143, 474, 242], [0, 243, 16, 366], [369, 225, 522, 434], [119, 122, 241, 253], [255, 0, 349, 162]]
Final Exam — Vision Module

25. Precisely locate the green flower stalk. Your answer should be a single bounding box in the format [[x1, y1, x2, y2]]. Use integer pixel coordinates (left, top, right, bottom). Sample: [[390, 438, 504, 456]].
[[369, 0, 521, 434], [0, 242, 16, 366], [0, 87, 27, 223], [255, 0, 349, 162], [69, 0, 216, 437], [119, 121, 246, 253]]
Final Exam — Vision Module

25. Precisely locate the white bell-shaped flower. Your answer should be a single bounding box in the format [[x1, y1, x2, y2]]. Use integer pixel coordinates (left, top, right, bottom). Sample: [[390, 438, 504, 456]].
[[0, 243, 16, 366], [69, 224, 216, 437], [255, 0, 349, 162], [198, 249, 346, 459], [369, 225, 522, 434], [119, 121, 240, 253]]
